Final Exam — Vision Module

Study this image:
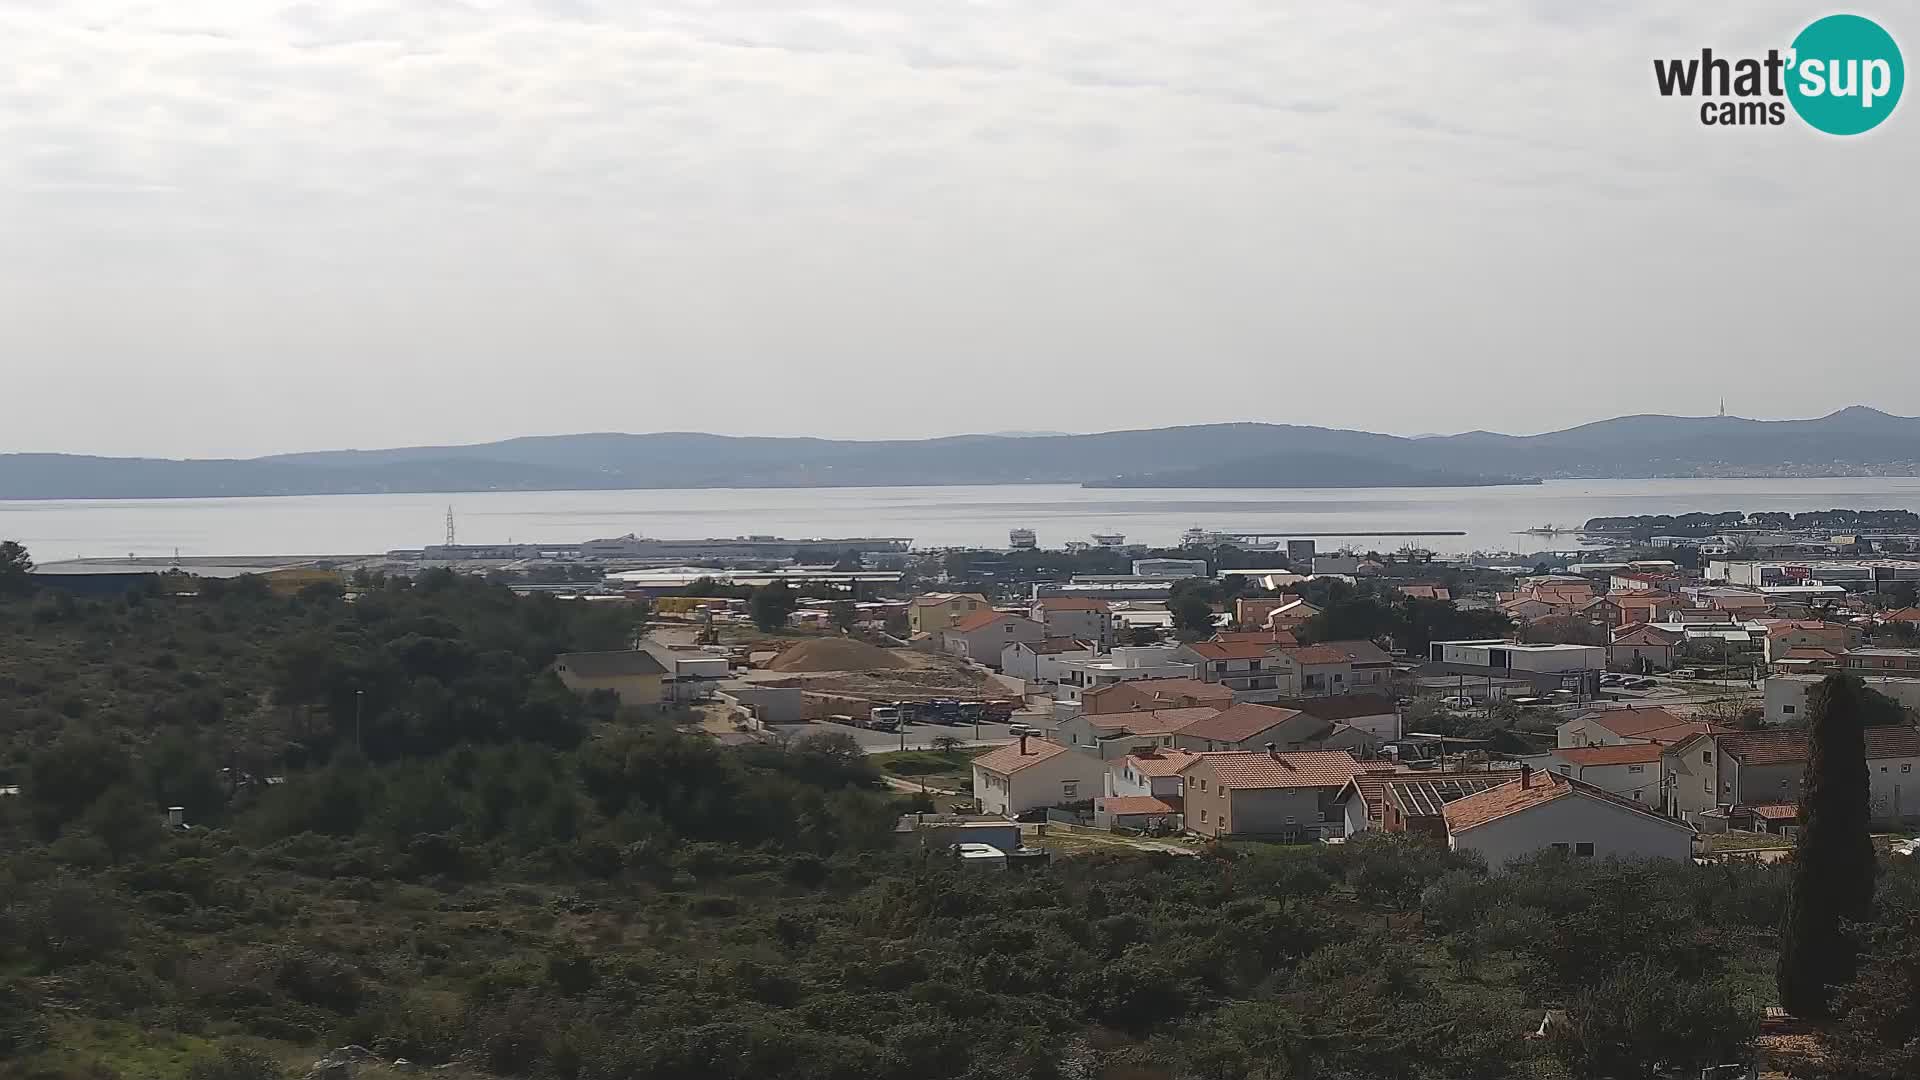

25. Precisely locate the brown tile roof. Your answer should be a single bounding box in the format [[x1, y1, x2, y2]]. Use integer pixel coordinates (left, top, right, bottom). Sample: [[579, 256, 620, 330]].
[[1554, 744, 1666, 766], [1612, 624, 1684, 646], [1122, 749, 1208, 777], [1882, 607, 1920, 623], [1190, 750, 1362, 790], [1178, 703, 1308, 743], [1085, 707, 1220, 736], [1718, 725, 1920, 766], [1213, 629, 1301, 646], [973, 738, 1074, 776], [1315, 639, 1395, 666], [1036, 597, 1110, 612], [1585, 706, 1688, 739], [1097, 795, 1180, 815], [1285, 645, 1354, 666], [1270, 693, 1397, 721], [1082, 679, 1233, 711], [1443, 770, 1693, 834], [1397, 585, 1451, 601], [1748, 803, 1799, 821], [1340, 772, 1398, 823], [1780, 647, 1840, 661], [912, 592, 987, 607], [1185, 639, 1282, 660]]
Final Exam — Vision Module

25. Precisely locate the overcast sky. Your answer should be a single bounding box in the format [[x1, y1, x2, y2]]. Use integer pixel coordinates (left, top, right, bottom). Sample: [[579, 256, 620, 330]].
[[5, 1, 1915, 458]]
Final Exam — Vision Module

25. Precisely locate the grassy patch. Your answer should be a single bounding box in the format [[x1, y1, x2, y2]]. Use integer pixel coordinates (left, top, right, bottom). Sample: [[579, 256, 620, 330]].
[[869, 747, 984, 787]]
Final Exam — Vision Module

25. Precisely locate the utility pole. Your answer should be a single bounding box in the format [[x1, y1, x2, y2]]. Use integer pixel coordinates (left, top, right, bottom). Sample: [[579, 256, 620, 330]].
[[354, 690, 365, 752]]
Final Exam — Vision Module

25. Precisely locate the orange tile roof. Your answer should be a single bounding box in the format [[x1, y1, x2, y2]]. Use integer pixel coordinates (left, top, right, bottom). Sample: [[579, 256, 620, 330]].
[[950, 610, 1012, 633], [1443, 770, 1692, 834], [1186, 639, 1282, 660], [1179, 703, 1309, 743], [1185, 750, 1361, 790], [1612, 624, 1683, 646], [1554, 744, 1665, 766], [972, 738, 1074, 776], [1085, 707, 1220, 736], [1586, 706, 1688, 739], [1714, 726, 1920, 766], [1748, 803, 1799, 821], [1097, 795, 1180, 815], [1316, 639, 1394, 665], [1285, 645, 1353, 666]]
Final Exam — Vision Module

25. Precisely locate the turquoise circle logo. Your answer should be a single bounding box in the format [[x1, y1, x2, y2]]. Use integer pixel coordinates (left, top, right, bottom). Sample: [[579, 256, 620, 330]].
[[1787, 14, 1904, 134]]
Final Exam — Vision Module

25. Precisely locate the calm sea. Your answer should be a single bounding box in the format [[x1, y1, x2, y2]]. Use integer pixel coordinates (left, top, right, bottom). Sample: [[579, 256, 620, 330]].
[[8, 477, 1920, 561]]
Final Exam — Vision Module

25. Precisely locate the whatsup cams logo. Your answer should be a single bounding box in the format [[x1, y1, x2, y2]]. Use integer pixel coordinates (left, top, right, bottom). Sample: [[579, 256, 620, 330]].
[[1654, 13, 1903, 133]]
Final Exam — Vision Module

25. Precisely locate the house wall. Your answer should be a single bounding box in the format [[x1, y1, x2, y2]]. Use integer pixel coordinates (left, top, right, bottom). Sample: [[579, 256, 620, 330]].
[[1609, 644, 1675, 671], [1663, 739, 1722, 820], [1346, 665, 1392, 692], [1342, 795, 1373, 836], [973, 750, 1106, 816], [1105, 761, 1183, 799], [1334, 709, 1401, 741], [1450, 791, 1693, 869], [1215, 787, 1329, 838], [949, 618, 1045, 666], [1042, 609, 1113, 649], [1558, 716, 1629, 748], [1549, 758, 1660, 803]]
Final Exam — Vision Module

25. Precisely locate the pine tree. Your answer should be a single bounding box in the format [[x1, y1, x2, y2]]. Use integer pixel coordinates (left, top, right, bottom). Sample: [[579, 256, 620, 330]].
[[1777, 673, 1877, 1018]]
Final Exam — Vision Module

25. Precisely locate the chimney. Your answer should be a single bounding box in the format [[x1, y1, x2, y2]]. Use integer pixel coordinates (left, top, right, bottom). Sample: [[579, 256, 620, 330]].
[[1019, 734, 1029, 755], [1265, 741, 1279, 759], [1520, 764, 1532, 789], [166, 806, 185, 828]]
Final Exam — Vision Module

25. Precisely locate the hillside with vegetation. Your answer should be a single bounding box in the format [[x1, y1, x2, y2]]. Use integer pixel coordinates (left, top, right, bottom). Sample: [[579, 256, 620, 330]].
[[1, 547, 1918, 1080]]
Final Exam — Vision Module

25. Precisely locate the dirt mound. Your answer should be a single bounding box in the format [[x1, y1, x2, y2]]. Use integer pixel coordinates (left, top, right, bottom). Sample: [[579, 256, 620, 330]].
[[767, 638, 910, 673]]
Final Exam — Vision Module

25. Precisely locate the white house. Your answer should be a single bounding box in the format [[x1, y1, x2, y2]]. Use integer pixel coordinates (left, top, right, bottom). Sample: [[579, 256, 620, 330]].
[[1442, 767, 1695, 868], [1541, 743, 1666, 804], [972, 737, 1107, 816], [1106, 748, 1206, 798], [1001, 637, 1096, 683], [937, 611, 1046, 668], [1050, 646, 1200, 703], [1555, 706, 1708, 749]]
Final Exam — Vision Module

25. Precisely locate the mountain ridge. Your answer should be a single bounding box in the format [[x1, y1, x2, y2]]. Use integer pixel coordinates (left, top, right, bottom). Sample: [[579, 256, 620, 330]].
[[4, 407, 1918, 499]]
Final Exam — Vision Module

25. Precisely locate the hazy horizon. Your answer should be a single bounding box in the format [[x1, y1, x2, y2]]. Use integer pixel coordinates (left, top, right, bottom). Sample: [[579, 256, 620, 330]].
[[8, 2, 1916, 457]]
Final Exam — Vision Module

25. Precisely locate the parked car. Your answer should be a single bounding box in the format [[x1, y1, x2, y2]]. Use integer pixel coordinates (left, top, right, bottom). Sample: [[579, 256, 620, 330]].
[[1623, 678, 1656, 690], [1599, 673, 1627, 686], [1439, 695, 1474, 709], [1007, 723, 1037, 737]]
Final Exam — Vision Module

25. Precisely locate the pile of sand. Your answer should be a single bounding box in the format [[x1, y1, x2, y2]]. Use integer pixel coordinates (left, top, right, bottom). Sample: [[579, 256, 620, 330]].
[[767, 638, 910, 673]]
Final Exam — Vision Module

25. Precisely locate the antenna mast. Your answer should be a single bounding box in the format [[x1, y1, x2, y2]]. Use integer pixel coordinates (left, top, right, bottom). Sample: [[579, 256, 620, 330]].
[[445, 505, 457, 546]]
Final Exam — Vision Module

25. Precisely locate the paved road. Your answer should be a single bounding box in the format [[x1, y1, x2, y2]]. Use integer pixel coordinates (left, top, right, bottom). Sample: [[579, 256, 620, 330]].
[[810, 715, 1047, 753]]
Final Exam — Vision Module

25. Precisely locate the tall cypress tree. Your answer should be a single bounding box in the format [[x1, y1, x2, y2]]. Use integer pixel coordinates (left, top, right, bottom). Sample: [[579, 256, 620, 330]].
[[1777, 673, 1877, 1017]]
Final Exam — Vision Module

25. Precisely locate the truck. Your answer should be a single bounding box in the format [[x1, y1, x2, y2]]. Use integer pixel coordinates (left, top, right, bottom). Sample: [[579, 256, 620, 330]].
[[865, 706, 901, 732]]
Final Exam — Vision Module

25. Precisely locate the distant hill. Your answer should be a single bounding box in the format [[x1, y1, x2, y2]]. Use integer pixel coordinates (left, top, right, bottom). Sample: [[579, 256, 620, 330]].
[[4, 407, 1920, 499]]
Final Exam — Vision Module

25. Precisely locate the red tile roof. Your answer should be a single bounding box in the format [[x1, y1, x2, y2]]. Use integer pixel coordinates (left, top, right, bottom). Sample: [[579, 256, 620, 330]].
[[1612, 624, 1684, 646], [950, 610, 1011, 633], [1316, 639, 1395, 666], [1186, 639, 1283, 661], [1178, 703, 1309, 743], [1085, 707, 1220, 736], [972, 738, 1074, 776], [1585, 706, 1688, 739], [1184, 750, 1362, 790], [1554, 744, 1665, 766], [1097, 795, 1180, 815], [1718, 725, 1920, 766], [1285, 645, 1354, 666], [1443, 771, 1692, 834]]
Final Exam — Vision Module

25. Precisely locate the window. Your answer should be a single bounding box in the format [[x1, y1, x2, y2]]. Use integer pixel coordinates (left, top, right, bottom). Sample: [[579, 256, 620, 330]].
[[1783, 705, 1796, 714], [1551, 843, 1570, 854], [1905, 764, 1913, 774], [1062, 781, 1078, 798], [1200, 808, 1208, 823], [1627, 764, 1645, 774], [1576, 843, 1595, 857], [1558, 764, 1572, 775], [1702, 751, 1712, 764]]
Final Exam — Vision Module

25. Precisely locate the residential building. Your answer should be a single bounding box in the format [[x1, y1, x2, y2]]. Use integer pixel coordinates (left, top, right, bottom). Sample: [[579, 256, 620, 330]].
[[971, 737, 1107, 816], [1051, 647, 1202, 703], [935, 611, 1046, 667], [1234, 597, 1307, 631], [1762, 621, 1861, 663], [1579, 596, 1626, 628], [1030, 597, 1116, 649], [551, 650, 667, 706], [1764, 672, 1920, 725], [1313, 640, 1394, 692], [1181, 750, 1362, 839], [1001, 637, 1095, 683], [1661, 725, 1920, 825], [1771, 648, 1842, 677], [1174, 639, 1293, 700], [1608, 571, 1671, 593], [1107, 748, 1208, 798], [1271, 693, 1401, 742], [1079, 677, 1234, 715], [1093, 795, 1183, 831], [1336, 772, 1510, 837], [1212, 628, 1301, 648], [908, 592, 992, 634], [1608, 623, 1684, 671], [1542, 744, 1666, 804], [1396, 584, 1451, 602], [1556, 706, 1714, 749], [1442, 768, 1695, 867], [1284, 644, 1359, 696], [1055, 707, 1220, 761], [1844, 647, 1920, 676], [1880, 606, 1920, 626]]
